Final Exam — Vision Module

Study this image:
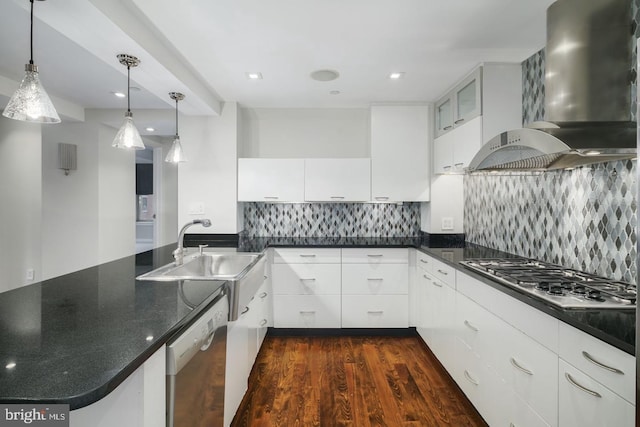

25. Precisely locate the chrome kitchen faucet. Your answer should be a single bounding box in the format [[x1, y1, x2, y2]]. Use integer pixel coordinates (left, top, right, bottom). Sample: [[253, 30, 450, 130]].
[[173, 219, 211, 265]]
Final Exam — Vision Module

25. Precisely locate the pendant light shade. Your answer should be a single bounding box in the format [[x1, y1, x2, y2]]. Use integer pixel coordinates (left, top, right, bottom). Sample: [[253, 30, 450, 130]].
[[165, 92, 187, 163], [3, 0, 60, 124], [112, 54, 145, 150]]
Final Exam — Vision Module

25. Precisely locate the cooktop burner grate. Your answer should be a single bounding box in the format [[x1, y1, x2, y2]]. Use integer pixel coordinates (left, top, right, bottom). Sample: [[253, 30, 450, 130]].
[[459, 258, 636, 309]]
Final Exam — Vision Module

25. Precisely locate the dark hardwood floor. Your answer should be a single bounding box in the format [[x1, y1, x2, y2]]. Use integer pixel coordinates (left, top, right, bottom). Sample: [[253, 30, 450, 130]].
[[231, 334, 488, 427]]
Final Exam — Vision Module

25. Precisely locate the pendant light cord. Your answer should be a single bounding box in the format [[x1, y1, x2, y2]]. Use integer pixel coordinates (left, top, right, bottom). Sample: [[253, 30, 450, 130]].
[[127, 65, 131, 113], [29, 0, 34, 64], [175, 98, 179, 137]]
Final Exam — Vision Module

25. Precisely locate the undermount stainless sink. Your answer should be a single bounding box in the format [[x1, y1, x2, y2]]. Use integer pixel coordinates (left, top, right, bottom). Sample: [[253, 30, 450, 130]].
[[137, 252, 266, 320]]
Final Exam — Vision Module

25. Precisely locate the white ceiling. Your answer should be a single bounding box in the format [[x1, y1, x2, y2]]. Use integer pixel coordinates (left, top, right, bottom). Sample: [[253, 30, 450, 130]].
[[0, 0, 555, 132]]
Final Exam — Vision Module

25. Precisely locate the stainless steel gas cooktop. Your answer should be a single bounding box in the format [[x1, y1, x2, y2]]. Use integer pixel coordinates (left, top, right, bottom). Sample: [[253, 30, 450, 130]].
[[459, 258, 636, 309]]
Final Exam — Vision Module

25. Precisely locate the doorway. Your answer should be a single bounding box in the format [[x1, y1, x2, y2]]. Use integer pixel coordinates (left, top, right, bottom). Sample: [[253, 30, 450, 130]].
[[135, 148, 156, 253]]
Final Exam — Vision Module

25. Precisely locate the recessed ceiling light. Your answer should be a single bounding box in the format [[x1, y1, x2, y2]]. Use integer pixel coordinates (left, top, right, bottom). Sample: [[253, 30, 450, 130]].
[[112, 91, 126, 98], [145, 127, 155, 132], [246, 72, 263, 80], [389, 72, 405, 79], [310, 69, 340, 82]]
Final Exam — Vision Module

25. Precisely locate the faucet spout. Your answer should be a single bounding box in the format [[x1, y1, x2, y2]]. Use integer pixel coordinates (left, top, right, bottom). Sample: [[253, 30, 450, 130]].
[[173, 219, 212, 265]]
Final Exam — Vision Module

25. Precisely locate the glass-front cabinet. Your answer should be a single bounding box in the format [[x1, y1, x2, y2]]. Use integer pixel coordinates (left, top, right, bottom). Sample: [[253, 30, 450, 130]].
[[434, 67, 482, 137]]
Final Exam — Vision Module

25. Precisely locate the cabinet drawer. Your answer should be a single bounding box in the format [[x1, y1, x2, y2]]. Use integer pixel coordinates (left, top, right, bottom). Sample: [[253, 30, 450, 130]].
[[457, 271, 559, 353], [559, 359, 634, 427], [559, 322, 635, 403], [341, 248, 408, 264], [493, 321, 559, 426], [272, 263, 341, 295], [455, 293, 500, 360], [416, 253, 434, 274], [341, 295, 408, 328], [431, 258, 455, 287], [273, 248, 341, 264], [341, 264, 408, 295], [273, 295, 341, 328]]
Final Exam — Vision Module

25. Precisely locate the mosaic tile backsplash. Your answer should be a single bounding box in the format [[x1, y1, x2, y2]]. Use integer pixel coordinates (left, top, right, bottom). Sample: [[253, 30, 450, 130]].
[[243, 202, 421, 237], [464, 160, 637, 283]]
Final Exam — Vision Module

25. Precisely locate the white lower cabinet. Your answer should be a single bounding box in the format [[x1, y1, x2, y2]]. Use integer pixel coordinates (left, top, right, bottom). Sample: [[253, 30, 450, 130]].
[[224, 308, 251, 427], [273, 294, 341, 328], [341, 295, 408, 328], [559, 359, 635, 427], [415, 251, 635, 427]]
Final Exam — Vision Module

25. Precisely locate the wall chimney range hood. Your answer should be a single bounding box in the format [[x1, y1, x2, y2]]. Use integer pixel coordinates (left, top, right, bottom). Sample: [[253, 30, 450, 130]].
[[468, 0, 637, 172]]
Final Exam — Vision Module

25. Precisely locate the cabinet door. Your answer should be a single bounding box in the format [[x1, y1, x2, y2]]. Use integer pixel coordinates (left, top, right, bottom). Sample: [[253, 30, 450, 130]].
[[433, 132, 454, 174], [224, 312, 251, 426], [341, 295, 409, 328], [238, 158, 305, 202], [559, 360, 635, 427], [304, 158, 371, 201], [435, 96, 454, 137], [453, 68, 482, 126], [370, 105, 430, 201], [451, 116, 482, 171]]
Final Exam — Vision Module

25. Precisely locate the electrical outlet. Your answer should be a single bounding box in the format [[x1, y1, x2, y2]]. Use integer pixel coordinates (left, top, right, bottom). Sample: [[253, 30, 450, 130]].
[[26, 269, 35, 281], [189, 202, 205, 215], [441, 217, 454, 231]]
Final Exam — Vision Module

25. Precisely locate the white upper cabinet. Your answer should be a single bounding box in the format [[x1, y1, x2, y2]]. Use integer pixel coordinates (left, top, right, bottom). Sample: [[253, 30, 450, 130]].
[[304, 158, 371, 202], [238, 158, 305, 202], [433, 63, 522, 174], [370, 105, 430, 202]]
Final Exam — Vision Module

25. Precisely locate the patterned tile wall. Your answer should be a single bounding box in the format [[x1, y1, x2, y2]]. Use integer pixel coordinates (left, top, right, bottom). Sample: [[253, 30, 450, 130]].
[[243, 202, 421, 237], [464, 161, 637, 283]]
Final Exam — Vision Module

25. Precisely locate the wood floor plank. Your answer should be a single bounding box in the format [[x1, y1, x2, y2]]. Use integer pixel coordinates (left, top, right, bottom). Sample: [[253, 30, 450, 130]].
[[232, 334, 488, 427]]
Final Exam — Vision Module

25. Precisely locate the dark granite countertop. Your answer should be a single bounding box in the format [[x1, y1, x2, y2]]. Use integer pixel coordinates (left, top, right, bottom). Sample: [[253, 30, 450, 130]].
[[0, 245, 226, 410], [240, 236, 635, 355], [418, 244, 636, 355]]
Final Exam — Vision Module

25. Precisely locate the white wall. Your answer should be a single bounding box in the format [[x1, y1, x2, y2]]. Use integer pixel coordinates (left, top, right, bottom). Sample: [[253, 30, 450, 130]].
[[178, 102, 241, 234], [41, 123, 100, 279], [98, 124, 136, 263], [421, 174, 464, 234], [239, 108, 370, 158], [0, 117, 42, 292]]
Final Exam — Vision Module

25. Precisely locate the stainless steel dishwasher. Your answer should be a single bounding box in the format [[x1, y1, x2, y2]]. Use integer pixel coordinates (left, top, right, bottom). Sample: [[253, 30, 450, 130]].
[[167, 289, 229, 427]]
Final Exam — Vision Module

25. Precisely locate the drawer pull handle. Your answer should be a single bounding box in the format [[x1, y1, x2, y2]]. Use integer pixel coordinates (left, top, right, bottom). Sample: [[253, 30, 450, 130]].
[[241, 306, 250, 315], [454, 163, 464, 167], [443, 125, 453, 130], [367, 254, 384, 258], [300, 310, 316, 314], [375, 196, 389, 201], [264, 196, 279, 200], [454, 118, 465, 124], [300, 278, 316, 282], [582, 351, 624, 375], [565, 372, 602, 398], [432, 281, 443, 288], [367, 278, 384, 281], [437, 269, 448, 275], [464, 320, 479, 332], [443, 166, 452, 170], [330, 196, 345, 199], [259, 292, 268, 299], [259, 319, 268, 326], [510, 357, 533, 376], [299, 254, 317, 258], [420, 259, 429, 264], [367, 310, 384, 314], [463, 370, 479, 386], [422, 274, 432, 281]]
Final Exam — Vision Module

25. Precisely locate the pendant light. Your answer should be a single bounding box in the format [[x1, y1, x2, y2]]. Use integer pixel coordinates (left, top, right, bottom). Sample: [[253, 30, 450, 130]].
[[165, 92, 187, 163], [112, 54, 145, 150], [3, 0, 60, 124]]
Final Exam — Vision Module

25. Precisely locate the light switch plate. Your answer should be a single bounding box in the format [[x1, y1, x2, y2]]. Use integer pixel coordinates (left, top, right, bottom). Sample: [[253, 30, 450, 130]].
[[441, 217, 454, 231], [26, 268, 35, 281], [189, 202, 205, 215]]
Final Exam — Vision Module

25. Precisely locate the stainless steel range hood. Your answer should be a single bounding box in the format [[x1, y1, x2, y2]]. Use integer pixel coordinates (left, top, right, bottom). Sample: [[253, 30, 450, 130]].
[[468, 0, 636, 172]]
